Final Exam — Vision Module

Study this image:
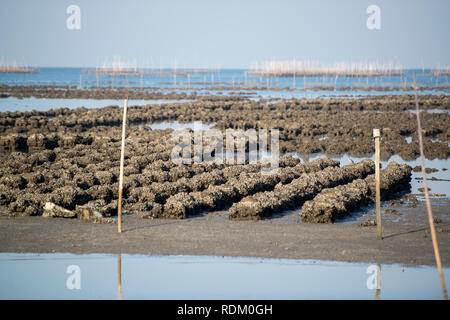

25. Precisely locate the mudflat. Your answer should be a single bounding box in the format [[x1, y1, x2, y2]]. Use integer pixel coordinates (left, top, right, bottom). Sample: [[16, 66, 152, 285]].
[[1, 199, 449, 267]]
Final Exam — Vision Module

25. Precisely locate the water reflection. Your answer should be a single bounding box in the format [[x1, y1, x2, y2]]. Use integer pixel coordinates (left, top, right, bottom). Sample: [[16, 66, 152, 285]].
[[0, 253, 448, 299], [117, 254, 122, 300], [376, 264, 381, 300]]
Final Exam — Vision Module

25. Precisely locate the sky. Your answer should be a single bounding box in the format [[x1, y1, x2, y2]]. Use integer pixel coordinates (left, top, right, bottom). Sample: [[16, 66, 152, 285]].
[[0, 0, 449, 69]]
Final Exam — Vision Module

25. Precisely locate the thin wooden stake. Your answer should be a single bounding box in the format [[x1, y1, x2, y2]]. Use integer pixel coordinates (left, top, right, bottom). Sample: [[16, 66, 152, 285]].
[[373, 128, 382, 240], [118, 99, 128, 233], [413, 74, 448, 300]]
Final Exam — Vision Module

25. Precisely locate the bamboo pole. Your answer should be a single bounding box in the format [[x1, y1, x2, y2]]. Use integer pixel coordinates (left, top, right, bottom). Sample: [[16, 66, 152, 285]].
[[373, 128, 382, 240], [413, 74, 448, 300], [118, 99, 128, 233]]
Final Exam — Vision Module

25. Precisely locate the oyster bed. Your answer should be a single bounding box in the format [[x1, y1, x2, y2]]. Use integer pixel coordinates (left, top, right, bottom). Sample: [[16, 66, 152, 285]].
[[0, 93, 445, 222]]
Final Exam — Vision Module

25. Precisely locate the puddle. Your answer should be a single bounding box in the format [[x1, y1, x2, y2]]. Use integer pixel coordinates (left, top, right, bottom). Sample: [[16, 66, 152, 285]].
[[407, 109, 450, 114], [0, 97, 193, 112], [0, 253, 448, 299], [431, 138, 449, 147], [252, 90, 450, 100]]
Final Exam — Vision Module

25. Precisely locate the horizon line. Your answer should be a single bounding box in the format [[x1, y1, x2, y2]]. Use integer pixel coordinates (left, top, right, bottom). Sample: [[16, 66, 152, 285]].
[[7, 65, 450, 72]]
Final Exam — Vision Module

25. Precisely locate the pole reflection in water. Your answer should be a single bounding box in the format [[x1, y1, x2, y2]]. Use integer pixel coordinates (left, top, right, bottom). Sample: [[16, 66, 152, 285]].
[[375, 264, 381, 300], [118, 254, 122, 300]]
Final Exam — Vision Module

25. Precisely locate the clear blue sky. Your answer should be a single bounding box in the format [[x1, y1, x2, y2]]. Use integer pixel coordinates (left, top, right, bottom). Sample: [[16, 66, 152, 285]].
[[0, 0, 449, 69]]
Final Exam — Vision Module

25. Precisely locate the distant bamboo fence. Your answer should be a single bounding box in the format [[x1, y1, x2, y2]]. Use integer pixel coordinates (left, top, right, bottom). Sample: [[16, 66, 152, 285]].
[[247, 59, 404, 77]]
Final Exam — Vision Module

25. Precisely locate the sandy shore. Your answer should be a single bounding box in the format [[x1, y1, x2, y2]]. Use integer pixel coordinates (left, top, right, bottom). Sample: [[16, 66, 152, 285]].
[[1, 198, 449, 267]]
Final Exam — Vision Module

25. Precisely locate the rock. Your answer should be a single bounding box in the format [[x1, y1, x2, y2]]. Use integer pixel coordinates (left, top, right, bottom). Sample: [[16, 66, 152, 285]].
[[75, 205, 115, 223], [385, 209, 400, 215], [412, 166, 438, 173], [388, 199, 404, 206], [359, 219, 377, 227], [42, 202, 76, 218]]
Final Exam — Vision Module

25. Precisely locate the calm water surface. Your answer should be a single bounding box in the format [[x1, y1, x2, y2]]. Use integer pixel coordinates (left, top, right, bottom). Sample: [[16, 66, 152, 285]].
[[0, 253, 448, 300]]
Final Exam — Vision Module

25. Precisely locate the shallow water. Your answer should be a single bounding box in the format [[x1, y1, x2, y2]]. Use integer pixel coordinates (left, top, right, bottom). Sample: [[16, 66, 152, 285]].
[[1, 91, 448, 114], [1, 67, 448, 99], [406, 109, 450, 114], [253, 89, 449, 100], [0, 253, 447, 300], [0, 97, 192, 112]]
